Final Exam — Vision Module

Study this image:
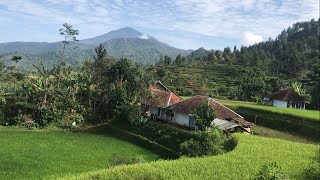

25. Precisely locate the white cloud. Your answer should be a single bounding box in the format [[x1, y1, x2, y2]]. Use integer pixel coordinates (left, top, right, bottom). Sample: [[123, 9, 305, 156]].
[[0, 0, 318, 48], [138, 35, 150, 40], [242, 32, 263, 46]]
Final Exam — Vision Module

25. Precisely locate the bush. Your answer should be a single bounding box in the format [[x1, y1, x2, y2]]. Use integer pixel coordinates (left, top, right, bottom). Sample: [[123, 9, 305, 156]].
[[254, 162, 290, 180], [115, 104, 146, 126], [69, 114, 84, 128], [303, 161, 320, 180], [14, 114, 39, 129], [180, 129, 225, 157], [180, 88, 195, 96], [193, 102, 217, 130], [113, 121, 194, 153], [109, 154, 146, 167]]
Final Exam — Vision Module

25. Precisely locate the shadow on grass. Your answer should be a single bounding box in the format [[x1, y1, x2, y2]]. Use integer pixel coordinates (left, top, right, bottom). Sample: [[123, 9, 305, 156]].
[[73, 123, 179, 160]]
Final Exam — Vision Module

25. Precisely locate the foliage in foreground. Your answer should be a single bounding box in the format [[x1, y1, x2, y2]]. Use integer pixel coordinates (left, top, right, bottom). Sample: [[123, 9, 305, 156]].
[[114, 120, 229, 157], [180, 130, 225, 157], [61, 134, 318, 180], [193, 102, 217, 130], [303, 153, 320, 180], [0, 48, 150, 128], [254, 162, 290, 180]]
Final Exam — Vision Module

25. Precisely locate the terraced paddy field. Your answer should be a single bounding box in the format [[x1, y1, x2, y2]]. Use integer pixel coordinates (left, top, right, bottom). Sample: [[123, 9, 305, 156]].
[[63, 133, 319, 179], [217, 99, 320, 121], [149, 64, 248, 95], [0, 126, 160, 179]]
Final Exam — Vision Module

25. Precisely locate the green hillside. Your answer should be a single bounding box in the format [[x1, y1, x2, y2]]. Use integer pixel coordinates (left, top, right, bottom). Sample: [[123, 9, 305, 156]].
[[62, 133, 319, 179], [0, 126, 160, 179], [150, 64, 253, 97]]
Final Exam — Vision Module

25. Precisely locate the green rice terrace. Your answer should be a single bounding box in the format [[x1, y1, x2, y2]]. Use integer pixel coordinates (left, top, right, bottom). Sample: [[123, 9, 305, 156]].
[[0, 123, 319, 179], [151, 64, 274, 96], [63, 133, 319, 180], [0, 126, 160, 179], [218, 99, 320, 121]]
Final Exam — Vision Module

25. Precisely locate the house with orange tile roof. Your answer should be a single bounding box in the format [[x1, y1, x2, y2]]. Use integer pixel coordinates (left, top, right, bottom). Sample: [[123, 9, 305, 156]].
[[164, 95, 251, 133], [141, 80, 183, 120], [141, 81, 251, 133]]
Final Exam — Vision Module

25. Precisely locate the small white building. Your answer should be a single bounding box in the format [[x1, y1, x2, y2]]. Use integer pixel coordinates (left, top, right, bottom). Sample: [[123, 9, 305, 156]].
[[264, 90, 308, 109]]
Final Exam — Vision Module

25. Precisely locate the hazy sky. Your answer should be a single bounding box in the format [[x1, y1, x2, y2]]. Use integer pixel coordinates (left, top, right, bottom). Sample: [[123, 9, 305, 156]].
[[0, 0, 318, 50]]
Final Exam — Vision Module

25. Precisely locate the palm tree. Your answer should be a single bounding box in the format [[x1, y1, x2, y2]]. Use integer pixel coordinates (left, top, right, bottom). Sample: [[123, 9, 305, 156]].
[[291, 82, 306, 95], [0, 89, 6, 106]]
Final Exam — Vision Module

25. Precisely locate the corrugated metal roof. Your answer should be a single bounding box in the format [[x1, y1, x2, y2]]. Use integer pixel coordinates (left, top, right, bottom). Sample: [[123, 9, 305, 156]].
[[212, 118, 239, 130]]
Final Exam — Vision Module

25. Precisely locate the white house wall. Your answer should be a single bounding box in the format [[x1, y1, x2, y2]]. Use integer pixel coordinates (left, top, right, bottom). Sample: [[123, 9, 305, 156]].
[[273, 100, 287, 108], [173, 112, 190, 127], [149, 106, 158, 115]]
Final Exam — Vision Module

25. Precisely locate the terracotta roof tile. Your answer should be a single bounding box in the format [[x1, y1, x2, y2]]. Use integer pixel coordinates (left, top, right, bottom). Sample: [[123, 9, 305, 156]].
[[141, 81, 183, 107], [165, 95, 251, 127], [269, 90, 307, 102]]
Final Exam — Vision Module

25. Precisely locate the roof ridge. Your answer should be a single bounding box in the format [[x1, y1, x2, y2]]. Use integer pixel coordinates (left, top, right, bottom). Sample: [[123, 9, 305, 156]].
[[211, 99, 244, 119], [155, 80, 171, 92], [167, 92, 172, 106], [164, 95, 207, 108]]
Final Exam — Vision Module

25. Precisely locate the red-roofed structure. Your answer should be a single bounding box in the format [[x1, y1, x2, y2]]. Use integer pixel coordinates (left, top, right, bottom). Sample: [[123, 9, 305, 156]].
[[264, 89, 308, 109], [164, 96, 251, 131], [141, 81, 251, 133], [141, 81, 183, 120]]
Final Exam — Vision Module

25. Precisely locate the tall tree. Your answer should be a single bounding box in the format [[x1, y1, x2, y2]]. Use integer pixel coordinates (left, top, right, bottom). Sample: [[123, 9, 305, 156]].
[[193, 101, 216, 131], [59, 23, 79, 66], [164, 55, 172, 65]]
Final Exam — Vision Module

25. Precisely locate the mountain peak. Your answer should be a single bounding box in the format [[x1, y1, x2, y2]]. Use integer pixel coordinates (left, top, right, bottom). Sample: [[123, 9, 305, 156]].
[[80, 27, 143, 45], [109, 27, 142, 36]]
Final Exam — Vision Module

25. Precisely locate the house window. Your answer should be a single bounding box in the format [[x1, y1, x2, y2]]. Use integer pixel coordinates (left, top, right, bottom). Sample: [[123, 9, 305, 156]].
[[157, 108, 161, 116]]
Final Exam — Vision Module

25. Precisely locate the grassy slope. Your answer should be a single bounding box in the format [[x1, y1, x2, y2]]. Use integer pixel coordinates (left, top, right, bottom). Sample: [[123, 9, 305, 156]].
[[0, 126, 160, 179], [153, 64, 244, 95], [218, 99, 320, 121], [252, 125, 316, 144], [63, 134, 319, 180], [181, 97, 319, 121]]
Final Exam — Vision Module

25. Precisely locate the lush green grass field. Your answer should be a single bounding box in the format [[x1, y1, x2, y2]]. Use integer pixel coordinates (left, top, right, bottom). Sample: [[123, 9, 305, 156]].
[[181, 97, 319, 121], [62, 133, 319, 179], [0, 126, 160, 179], [217, 99, 320, 121], [252, 125, 316, 144]]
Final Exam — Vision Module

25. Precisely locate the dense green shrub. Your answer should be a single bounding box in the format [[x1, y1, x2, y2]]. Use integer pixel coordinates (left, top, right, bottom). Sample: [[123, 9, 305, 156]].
[[180, 88, 195, 96], [193, 102, 217, 130], [303, 161, 320, 179], [109, 154, 146, 167], [114, 121, 230, 157], [114, 104, 147, 126], [114, 121, 194, 153], [180, 129, 225, 157], [15, 114, 39, 129], [254, 162, 290, 180]]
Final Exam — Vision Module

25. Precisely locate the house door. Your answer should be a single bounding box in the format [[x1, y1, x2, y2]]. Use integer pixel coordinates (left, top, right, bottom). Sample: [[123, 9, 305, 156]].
[[189, 116, 194, 128]]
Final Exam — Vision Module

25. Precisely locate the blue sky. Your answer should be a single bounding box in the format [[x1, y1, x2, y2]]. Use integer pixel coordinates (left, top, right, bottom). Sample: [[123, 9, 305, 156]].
[[0, 0, 318, 50]]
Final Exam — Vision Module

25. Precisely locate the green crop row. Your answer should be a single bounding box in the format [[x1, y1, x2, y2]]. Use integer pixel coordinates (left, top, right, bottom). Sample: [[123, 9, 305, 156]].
[[0, 126, 160, 179], [61, 133, 319, 180], [230, 106, 320, 141], [221, 99, 320, 121]]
